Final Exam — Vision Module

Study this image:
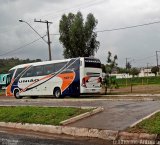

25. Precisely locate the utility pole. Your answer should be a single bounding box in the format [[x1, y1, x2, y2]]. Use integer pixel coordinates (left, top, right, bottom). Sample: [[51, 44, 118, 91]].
[[156, 51, 159, 67], [125, 58, 131, 69], [126, 58, 127, 69], [125, 57, 130, 86], [34, 19, 52, 61], [156, 51, 160, 75], [147, 63, 149, 76]]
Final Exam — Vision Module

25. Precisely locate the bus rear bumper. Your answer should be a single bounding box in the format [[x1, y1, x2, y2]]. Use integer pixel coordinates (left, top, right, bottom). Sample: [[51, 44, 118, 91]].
[[81, 88, 102, 94]]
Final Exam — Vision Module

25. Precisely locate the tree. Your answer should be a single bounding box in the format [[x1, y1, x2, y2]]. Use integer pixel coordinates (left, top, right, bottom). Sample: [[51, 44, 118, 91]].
[[106, 51, 118, 74], [117, 67, 126, 74], [130, 67, 140, 77], [103, 51, 118, 94], [101, 64, 106, 73], [0, 58, 41, 74], [59, 11, 99, 58], [151, 66, 159, 76]]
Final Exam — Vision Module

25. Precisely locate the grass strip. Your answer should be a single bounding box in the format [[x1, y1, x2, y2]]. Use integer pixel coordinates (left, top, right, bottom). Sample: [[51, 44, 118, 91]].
[[0, 106, 91, 125], [0, 90, 5, 96], [128, 112, 160, 134]]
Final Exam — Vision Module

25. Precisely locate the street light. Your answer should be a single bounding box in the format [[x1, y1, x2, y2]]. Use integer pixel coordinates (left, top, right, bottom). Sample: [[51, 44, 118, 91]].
[[19, 19, 47, 44], [19, 19, 24, 22]]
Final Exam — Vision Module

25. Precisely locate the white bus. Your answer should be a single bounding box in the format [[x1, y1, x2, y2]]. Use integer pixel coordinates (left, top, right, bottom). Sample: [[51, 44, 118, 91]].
[[6, 57, 102, 99]]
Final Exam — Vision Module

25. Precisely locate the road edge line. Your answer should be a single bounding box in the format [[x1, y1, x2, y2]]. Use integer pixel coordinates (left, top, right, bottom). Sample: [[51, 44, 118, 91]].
[[130, 109, 160, 127]]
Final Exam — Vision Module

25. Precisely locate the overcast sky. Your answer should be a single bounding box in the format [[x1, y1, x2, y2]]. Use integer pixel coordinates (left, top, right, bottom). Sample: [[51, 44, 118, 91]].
[[0, 0, 160, 68]]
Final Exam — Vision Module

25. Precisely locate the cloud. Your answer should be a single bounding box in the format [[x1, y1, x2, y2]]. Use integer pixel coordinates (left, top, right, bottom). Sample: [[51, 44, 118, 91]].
[[0, 0, 160, 68]]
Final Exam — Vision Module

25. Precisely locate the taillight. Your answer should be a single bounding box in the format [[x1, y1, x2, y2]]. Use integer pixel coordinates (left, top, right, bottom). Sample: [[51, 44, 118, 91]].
[[82, 77, 87, 87]]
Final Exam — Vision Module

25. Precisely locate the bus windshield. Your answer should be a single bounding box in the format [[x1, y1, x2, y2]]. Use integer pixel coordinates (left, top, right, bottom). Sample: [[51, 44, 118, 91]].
[[8, 69, 15, 80]]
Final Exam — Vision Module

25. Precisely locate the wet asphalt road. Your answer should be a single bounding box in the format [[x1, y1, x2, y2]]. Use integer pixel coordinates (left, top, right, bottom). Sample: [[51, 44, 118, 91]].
[[0, 97, 160, 130], [0, 127, 108, 145]]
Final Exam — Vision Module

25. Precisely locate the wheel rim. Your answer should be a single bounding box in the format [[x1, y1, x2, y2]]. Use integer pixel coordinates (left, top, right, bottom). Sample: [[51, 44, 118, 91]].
[[16, 91, 20, 98], [14, 90, 20, 99], [55, 90, 61, 98]]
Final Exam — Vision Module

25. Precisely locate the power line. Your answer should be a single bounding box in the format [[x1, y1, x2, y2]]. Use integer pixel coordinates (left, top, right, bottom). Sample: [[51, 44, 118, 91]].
[[96, 20, 160, 33], [33, 0, 105, 21], [134, 55, 156, 62], [0, 35, 46, 57], [2, 19, 160, 57], [50, 20, 160, 36]]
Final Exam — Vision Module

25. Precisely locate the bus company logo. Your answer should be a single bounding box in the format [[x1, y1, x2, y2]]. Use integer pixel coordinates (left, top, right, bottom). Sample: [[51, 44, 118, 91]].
[[64, 76, 73, 80], [19, 79, 39, 83]]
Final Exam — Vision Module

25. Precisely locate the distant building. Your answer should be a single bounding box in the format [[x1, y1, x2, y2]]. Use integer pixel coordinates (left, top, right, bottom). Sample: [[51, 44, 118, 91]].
[[110, 73, 132, 79], [139, 67, 155, 77]]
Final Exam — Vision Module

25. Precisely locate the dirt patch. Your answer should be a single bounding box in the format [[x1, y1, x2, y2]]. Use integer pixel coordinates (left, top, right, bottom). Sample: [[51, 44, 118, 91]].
[[102, 85, 160, 95]]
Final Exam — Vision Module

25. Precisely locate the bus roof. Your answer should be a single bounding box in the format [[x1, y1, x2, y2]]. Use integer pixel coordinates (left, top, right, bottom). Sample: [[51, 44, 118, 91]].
[[9, 57, 100, 71], [9, 59, 70, 71]]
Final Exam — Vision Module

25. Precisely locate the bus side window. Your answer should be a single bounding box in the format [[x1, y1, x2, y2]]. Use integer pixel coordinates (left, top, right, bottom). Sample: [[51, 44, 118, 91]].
[[14, 68, 25, 78], [68, 59, 80, 71], [54, 62, 67, 72], [43, 64, 54, 75], [33, 66, 44, 76], [22, 67, 34, 78]]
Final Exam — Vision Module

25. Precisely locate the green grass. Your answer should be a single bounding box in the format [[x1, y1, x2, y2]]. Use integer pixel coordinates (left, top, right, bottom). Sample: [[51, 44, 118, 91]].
[[0, 90, 4, 95], [128, 112, 160, 134], [0, 106, 90, 125], [116, 76, 160, 87]]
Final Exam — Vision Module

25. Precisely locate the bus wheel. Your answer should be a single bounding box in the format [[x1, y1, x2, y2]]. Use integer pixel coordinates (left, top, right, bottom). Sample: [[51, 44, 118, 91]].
[[14, 89, 22, 99], [30, 96, 38, 99], [53, 88, 61, 98]]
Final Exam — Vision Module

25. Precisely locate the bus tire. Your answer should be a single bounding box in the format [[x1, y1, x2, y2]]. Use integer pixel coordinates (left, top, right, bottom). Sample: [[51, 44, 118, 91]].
[[30, 96, 38, 99], [14, 89, 22, 99], [71, 94, 80, 98], [53, 87, 61, 98]]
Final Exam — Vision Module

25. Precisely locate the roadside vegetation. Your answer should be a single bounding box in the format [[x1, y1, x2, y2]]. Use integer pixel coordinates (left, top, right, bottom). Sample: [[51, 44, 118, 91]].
[[116, 76, 160, 87], [0, 106, 90, 125], [0, 58, 41, 73], [0, 90, 5, 96], [128, 112, 160, 134], [102, 74, 160, 94]]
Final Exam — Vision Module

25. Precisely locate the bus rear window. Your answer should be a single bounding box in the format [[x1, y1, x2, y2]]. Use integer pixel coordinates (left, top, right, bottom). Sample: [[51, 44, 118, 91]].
[[84, 58, 101, 68]]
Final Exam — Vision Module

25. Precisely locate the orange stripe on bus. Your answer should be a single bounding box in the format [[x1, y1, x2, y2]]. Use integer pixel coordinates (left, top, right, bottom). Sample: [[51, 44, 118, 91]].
[[20, 74, 54, 93], [6, 79, 15, 96], [58, 72, 75, 92]]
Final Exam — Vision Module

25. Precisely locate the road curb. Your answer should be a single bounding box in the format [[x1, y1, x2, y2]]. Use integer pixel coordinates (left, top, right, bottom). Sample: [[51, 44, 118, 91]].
[[117, 131, 157, 140], [0, 122, 158, 141], [60, 107, 104, 125], [0, 98, 155, 103], [0, 122, 118, 140]]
